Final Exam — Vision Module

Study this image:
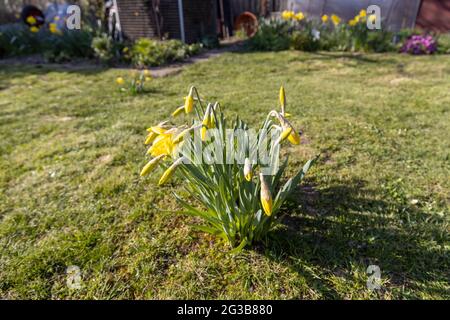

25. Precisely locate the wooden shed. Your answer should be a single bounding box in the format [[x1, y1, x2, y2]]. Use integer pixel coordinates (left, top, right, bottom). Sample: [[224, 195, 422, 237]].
[[115, 0, 217, 43]]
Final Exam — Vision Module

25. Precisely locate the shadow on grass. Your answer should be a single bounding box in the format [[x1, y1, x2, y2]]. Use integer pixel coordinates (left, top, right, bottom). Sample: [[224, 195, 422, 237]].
[[260, 178, 448, 299]]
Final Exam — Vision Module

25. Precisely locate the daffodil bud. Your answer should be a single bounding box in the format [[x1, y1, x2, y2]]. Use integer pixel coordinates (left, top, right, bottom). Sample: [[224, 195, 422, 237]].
[[287, 128, 301, 145], [279, 86, 286, 115], [145, 131, 157, 145], [158, 157, 185, 185], [260, 173, 273, 216], [140, 155, 164, 177], [184, 87, 194, 113], [116, 77, 124, 85], [244, 158, 253, 181], [201, 104, 212, 141], [172, 105, 185, 117], [280, 126, 292, 142]]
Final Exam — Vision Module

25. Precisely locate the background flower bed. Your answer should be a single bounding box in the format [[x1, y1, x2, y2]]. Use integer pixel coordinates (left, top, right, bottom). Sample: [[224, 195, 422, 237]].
[[0, 23, 203, 66], [248, 10, 450, 55]]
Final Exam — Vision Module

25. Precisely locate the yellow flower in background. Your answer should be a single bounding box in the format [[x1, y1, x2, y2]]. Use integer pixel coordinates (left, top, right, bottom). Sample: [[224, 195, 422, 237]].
[[143, 69, 150, 76], [116, 77, 125, 85], [30, 26, 39, 33], [321, 15, 329, 23], [331, 14, 341, 26], [53, 16, 60, 21], [26, 16, 36, 25], [368, 14, 377, 23], [148, 133, 175, 157], [348, 18, 357, 26], [294, 12, 305, 21], [140, 155, 164, 177], [359, 9, 367, 18], [145, 77, 151, 82], [49, 23, 58, 34], [281, 10, 295, 20], [259, 173, 273, 216]]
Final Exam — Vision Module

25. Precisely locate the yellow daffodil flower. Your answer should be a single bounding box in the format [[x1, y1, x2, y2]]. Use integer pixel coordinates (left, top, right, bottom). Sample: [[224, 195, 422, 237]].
[[148, 132, 175, 157], [259, 173, 273, 216], [30, 26, 39, 33], [359, 9, 367, 18], [172, 105, 185, 117], [321, 15, 329, 23], [349, 19, 357, 27], [294, 12, 305, 21], [140, 154, 164, 177]]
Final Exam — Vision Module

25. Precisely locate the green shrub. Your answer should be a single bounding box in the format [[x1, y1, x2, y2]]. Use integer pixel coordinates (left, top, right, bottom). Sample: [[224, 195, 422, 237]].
[[249, 19, 291, 51], [131, 38, 202, 67], [200, 35, 220, 49], [0, 23, 94, 62], [90, 33, 126, 64], [0, 23, 41, 57], [42, 29, 94, 62]]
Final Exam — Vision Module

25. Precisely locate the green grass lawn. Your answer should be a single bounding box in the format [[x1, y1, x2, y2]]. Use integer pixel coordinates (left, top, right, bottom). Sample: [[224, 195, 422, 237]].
[[0, 51, 449, 299]]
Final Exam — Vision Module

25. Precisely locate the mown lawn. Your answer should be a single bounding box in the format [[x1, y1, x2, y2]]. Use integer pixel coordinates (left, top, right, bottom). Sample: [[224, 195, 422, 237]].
[[0, 51, 449, 299]]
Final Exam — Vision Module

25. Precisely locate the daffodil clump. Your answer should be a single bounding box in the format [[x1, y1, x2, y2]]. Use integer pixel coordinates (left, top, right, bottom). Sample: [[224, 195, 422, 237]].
[[116, 70, 152, 94], [140, 86, 316, 248]]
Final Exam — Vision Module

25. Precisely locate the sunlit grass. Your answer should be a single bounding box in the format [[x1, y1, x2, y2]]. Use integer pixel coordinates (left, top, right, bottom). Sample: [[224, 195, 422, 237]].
[[0, 51, 449, 299]]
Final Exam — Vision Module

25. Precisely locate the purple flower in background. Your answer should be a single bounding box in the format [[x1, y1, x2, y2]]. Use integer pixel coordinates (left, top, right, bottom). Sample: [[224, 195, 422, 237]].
[[401, 35, 437, 55]]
